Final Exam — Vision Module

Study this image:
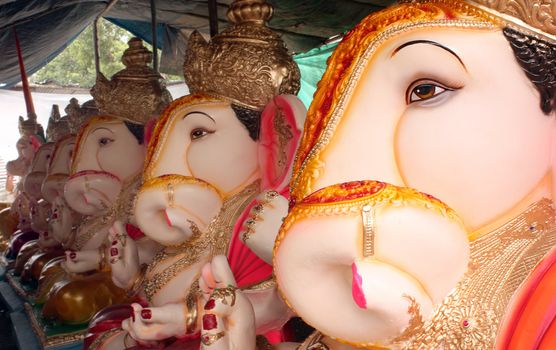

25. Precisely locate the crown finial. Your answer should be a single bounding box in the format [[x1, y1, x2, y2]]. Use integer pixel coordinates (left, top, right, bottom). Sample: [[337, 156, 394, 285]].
[[227, 0, 274, 24], [91, 38, 172, 124]]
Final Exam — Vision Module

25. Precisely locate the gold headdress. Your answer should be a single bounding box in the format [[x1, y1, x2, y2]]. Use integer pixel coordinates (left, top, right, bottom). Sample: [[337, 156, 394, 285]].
[[183, 0, 301, 111], [46, 104, 71, 142], [466, 0, 556, 42], [66, 98, 99, 134], [91, 37, 172, 125], [18, 113, 43, 139]]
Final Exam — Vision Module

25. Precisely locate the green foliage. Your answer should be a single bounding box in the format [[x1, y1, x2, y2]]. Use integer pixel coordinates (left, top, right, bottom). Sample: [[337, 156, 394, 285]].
[[31, 19, 131, 87]]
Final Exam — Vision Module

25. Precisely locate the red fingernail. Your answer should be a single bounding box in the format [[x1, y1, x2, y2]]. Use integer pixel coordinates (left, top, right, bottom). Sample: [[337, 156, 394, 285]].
[[69, 252, 76, 259], [141, 309, 152, 319], [203, 314, 217, 330], [112, 240, 117, 245], [110, 248, 118, 256], [204, 299, 215, 310]]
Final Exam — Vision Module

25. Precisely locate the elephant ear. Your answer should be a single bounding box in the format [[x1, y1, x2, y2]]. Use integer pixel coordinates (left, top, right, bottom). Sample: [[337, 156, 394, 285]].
[[258, 95, 306, 194]]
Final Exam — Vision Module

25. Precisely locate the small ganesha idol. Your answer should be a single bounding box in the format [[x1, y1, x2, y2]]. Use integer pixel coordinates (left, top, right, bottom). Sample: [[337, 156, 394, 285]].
[[18, 106, 76, 288], [13, 106, 66, 274], [3, 114, 45, 261], [34, 98, 92, 303], [39, 37, 170, 325], [197, 0, 556, 349], [85, 0, 306, 349]]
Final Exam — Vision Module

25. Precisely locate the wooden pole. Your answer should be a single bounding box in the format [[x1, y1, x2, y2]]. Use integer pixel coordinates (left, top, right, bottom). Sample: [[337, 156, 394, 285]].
[[150, 0, 158, 72], [13, 26, 35, 117], [93, 18, 100, 76], [208, 0, 218, 37]]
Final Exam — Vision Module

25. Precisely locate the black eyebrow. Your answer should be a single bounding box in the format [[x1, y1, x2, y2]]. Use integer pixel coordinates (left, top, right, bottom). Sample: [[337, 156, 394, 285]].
[[391, 40, 467, 71], [183, 111, 215, 122]]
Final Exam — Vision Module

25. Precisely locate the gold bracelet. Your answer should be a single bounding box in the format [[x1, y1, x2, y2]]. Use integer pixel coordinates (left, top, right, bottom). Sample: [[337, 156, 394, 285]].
[[98, 244, 107, 271], [185, 293, 198, 334], [185, 279, 200, 334], [123, 333, 133, 348]]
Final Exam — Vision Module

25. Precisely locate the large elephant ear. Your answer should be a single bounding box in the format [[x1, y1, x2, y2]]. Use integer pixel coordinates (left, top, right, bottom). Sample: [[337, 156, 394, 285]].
[[258, 95, 306, 194]]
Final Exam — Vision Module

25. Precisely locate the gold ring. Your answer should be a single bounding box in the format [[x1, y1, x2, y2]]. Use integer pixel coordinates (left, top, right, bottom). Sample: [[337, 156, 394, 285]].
[[201, 331, 225, 346]]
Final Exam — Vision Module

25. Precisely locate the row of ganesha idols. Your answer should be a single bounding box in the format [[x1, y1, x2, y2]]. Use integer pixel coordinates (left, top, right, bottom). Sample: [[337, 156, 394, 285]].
[[3, 0, 556, 348]]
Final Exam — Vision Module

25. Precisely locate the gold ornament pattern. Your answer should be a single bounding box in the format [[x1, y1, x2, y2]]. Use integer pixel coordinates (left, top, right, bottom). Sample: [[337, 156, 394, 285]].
[[183, 0, 300, 111]]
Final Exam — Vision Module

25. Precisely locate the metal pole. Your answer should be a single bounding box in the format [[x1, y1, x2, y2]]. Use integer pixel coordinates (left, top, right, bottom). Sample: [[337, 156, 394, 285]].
[[208, 0, 218, 37], [13, 26, 35, 116], [150, 0, 158, 72], [93, 18, 100, 76]]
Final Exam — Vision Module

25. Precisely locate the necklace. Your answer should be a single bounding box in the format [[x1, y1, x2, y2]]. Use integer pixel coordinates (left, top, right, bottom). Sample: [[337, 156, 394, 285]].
[[395, 198, 556, 349], [142, 180, 260, 303], [73, 173, 141, 250]]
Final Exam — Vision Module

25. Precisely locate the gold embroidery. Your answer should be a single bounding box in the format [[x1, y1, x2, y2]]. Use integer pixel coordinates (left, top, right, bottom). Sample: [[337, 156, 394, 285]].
[[73, 174, 141, 250], [298, 332, 330, 350], [142, 181, 259, 302], [397, 199, 556, 349]]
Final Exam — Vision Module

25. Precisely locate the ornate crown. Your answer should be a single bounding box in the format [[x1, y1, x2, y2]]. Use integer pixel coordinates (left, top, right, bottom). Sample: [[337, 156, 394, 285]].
[[401, 0, 556, 42], [66, 98, 99, 134], [466, 0, 556, 41], [18, 113, 44, 139], [183, 0, 301, 111], [46, 104, 71, 142], [91, 37, 172, 125]]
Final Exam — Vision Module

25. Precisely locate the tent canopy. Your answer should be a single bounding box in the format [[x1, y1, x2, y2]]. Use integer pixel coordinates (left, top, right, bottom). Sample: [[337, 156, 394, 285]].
[[0, 0, 392, 88]]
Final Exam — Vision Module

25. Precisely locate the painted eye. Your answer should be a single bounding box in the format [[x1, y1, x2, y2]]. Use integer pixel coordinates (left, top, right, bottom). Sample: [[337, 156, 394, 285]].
[[98, 137, 114, 146], [406, 80, 458, 104], [190, 128, 212, 140]]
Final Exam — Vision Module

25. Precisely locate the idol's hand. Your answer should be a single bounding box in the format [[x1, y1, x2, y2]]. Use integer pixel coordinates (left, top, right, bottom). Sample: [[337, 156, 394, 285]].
[[199, 255, 256, 350]]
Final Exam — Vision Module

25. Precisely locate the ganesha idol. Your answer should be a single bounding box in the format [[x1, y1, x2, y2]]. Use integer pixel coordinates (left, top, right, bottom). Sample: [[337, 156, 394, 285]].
[[196, 0, 556, 349], [13, 105, 68, 276], [35, 134, 83, 303], [18, 108, 79, 289], [39, 37, 170, 325], [85, 1, 305, 349], [2, 114, 45, 259]]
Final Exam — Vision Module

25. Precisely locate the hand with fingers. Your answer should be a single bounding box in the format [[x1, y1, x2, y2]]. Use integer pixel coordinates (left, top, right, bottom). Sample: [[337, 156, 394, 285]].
[[63, 248, 101, 273], [121, 302, 189, 345], [108, 220, 140, 289], [199, 255, 257, 350]]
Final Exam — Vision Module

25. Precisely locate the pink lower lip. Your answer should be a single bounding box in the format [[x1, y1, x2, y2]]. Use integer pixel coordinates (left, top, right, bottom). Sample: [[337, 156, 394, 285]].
[[352, 263, 367, 309]]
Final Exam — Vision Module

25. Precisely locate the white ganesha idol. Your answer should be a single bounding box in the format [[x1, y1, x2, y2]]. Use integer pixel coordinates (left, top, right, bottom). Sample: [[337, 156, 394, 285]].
[[85, 1, 306, 349], [39, 38, 170, 325], [197, 0, 556, 349]]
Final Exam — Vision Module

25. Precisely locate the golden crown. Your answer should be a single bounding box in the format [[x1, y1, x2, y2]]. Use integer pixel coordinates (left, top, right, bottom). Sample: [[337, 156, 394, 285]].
[[18, 113, 43, 139], [401, 0, 556, 41], [46, 104, 71, 142], [467, 0, 556, 41], [91, 38, 173, 125], [65, 98, 99, 134], [183, 0, 301, 111]]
